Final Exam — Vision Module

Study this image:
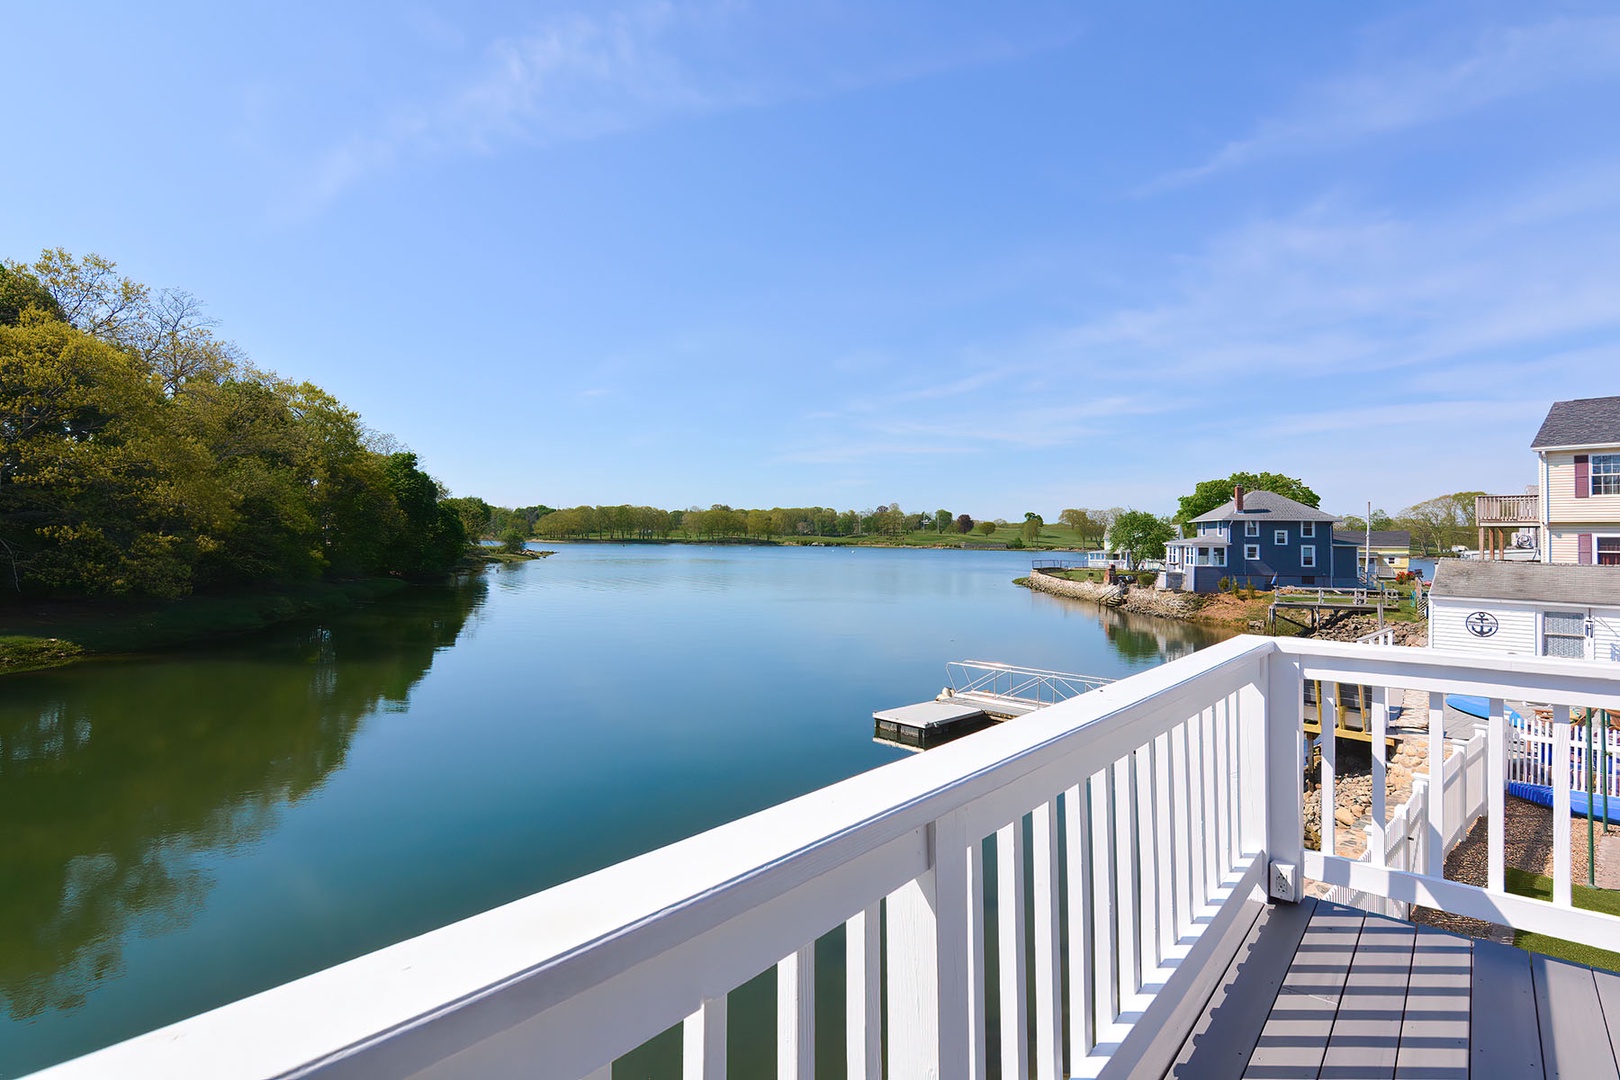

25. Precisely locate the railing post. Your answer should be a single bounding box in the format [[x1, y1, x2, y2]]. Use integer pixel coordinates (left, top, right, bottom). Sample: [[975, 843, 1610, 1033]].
[[1264, 649, 1304, 901], [888, 816, 972, 1080]]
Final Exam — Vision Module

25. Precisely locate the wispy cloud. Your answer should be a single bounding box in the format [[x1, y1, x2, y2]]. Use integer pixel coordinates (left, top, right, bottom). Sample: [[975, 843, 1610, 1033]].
[[1149, 15, 1620, 191], [289, 2, 1080, 215]]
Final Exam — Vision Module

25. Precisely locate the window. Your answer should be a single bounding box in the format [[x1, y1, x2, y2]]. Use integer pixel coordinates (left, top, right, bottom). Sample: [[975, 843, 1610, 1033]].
[[1599, 537, 1620, 566], [1274, 530, 1288, 546], [1596, 454, 1620, 496], [1245, 520, 1260, 537], [1216, 548, 1226, 567], [1300, 545, 1316, 568], [1244, 544, 1260, 561], [1543, 611, 1586, 659], [1301, 521, 1315, 538]]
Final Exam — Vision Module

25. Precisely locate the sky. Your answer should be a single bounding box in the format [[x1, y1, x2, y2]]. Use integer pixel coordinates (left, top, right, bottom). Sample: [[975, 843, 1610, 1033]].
[[3, 1, 1618, 521]]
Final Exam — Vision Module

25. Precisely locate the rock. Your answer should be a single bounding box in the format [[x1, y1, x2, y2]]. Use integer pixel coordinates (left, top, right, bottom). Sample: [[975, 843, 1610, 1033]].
[[1335, 807, 1358, 827]]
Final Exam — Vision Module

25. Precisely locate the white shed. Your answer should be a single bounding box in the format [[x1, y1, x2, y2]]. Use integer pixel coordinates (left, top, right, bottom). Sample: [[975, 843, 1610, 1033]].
[[1428, 560, 1620, 663]]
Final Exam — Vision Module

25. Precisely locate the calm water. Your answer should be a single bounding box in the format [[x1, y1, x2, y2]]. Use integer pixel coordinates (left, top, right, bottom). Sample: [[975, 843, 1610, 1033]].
[[0, 544, 1227, 1076]]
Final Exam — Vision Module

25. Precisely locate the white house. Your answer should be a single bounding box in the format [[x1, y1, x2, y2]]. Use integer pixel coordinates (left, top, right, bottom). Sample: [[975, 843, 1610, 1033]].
[[1428, 559, 1620, 662]]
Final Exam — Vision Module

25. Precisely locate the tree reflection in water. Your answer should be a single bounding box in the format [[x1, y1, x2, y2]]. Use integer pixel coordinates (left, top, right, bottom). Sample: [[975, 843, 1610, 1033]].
[[0, 573, 487, 1020]]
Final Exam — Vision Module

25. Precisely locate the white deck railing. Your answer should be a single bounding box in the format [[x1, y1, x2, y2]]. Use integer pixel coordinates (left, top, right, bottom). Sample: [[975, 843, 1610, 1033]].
[[34, 638, 1620, 1080]]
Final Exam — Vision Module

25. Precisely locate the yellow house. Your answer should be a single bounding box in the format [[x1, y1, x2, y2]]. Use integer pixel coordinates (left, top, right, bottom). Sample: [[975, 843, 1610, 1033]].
[[1533, 396, 1620, 566]]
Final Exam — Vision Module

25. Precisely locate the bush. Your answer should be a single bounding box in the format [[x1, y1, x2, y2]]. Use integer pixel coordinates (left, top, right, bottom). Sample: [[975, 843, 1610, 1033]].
[[1134, 570, 1156, 587], [1217, 576, 1235, 593], [500, 527, 528, 554], [1007, 536, 1025, 549]]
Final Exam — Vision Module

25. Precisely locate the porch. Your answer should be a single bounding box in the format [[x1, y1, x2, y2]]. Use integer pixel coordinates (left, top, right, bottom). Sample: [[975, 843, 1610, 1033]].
[[1476, 493, 1543, 561], [32, 636, 1620, 1080]]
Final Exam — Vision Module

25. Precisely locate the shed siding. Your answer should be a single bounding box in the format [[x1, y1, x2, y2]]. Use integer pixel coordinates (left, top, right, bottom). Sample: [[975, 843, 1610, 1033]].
[[1596, 611, 1620, 663], [1429, 598, 1538, 656], [1546, 452, 1620, 524]]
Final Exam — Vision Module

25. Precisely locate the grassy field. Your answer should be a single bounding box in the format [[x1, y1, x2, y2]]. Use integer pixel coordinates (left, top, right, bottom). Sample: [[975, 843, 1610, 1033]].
[[1506, 867, 1620, 971]]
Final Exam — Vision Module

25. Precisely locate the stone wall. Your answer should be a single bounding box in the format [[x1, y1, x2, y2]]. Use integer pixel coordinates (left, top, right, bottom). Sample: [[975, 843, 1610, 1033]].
[[1026, 569, 1203, 620]]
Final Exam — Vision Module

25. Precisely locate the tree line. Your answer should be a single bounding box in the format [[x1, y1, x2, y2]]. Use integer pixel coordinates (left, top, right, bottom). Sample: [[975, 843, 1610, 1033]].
[[0, 251, 466, 599]]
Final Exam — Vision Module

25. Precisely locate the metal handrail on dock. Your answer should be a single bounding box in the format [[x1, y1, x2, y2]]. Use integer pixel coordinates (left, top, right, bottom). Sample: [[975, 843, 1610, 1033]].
[[944, 660, 1114, 707]]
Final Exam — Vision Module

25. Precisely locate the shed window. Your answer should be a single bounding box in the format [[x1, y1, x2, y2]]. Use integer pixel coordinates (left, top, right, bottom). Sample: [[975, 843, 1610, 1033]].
[[1594, 454, 1620, 496], [1543, 611, 1586, 659], [1601, 537, 1620, 566]]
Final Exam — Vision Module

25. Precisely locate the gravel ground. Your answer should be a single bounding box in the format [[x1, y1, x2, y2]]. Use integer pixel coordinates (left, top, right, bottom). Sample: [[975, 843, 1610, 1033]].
[[1413, 795, 1620, 940]]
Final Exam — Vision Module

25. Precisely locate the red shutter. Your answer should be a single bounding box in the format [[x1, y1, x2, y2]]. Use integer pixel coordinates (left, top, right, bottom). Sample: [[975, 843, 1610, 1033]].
[[1576, 454, 1590, 498], [1579, 533, 1594, 564]]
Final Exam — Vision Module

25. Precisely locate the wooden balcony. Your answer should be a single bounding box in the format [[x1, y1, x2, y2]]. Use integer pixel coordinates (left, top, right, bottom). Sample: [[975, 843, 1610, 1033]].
[[32, 638, 1620, 1080], [1476, 492, 1541, 525]]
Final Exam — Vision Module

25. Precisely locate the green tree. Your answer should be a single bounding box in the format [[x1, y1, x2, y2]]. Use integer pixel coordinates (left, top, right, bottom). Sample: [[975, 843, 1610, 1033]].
[[1175, 473, 1321, 534], [934, 509, 951, 532], [976, 521, 996, 536], [379, 452, 466, 576], [0, 263, 64, 326], [443, 496, 493, 542], [500, 527, 527, 554], [1021, 512, 1044, 546], [1108, 510, 1175, 567]]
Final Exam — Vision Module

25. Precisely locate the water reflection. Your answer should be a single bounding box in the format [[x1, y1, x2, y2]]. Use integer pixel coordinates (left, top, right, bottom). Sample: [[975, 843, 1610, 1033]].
[[0, 575, 487, 1022]]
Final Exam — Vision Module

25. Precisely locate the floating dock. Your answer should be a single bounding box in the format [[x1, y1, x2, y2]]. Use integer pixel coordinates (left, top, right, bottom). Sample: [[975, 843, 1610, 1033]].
[[874, 661, 1113, 750]]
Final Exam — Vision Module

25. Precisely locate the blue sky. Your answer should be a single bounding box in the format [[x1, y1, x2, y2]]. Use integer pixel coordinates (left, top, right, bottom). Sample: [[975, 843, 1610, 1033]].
[[4, 2, 1618, 520]]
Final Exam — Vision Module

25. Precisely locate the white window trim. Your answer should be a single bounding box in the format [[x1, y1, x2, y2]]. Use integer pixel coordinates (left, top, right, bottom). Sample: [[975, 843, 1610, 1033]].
[[1245, 520, 1259, 537], [1300, 544, 1316, 568], [1301, 521, 1315, 538], [1596, 532, 1620, 566], [1541, 609, 1589, 659], [1274, 529, 1288, 546], [1244, 544, 1260, 561], [1593, 453, 1620, 497]]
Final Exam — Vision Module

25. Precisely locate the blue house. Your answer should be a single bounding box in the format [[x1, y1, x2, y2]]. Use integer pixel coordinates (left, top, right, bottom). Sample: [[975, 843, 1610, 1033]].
[[1163, 486, 1362, 593]]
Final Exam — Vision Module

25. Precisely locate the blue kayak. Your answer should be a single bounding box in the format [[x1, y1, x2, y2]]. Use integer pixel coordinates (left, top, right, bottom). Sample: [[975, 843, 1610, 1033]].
[[1508, 781, 1620, 826]]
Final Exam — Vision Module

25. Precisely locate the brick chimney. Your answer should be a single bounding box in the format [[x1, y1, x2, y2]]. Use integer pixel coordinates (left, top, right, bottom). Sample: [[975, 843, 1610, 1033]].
[[1234, 484, 1245, 512]]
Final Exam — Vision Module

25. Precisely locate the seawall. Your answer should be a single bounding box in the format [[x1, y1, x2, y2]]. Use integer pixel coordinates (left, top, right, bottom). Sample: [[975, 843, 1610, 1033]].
[[1026, 568, 1203, 621]]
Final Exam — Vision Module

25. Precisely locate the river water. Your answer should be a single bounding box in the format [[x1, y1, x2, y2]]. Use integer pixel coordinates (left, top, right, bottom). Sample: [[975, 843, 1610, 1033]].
[[0, 544, 1228, 1076]]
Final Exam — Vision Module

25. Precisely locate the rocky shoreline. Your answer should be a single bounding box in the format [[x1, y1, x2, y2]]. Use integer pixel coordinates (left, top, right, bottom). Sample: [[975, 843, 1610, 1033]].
[[1023, 569, 1204, 620]]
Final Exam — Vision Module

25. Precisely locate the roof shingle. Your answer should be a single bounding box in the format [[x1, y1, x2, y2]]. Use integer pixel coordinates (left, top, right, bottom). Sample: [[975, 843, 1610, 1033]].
[[1430, 560, 1620, 605], [1530, 397, 1620, 450]]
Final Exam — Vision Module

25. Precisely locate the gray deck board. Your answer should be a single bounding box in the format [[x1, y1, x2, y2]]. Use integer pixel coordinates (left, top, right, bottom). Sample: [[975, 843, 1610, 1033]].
[[1535, 952, 1619, 1079], [1393, 926, 1471, 1079], [1167, 897, 1316, 1080], [1243, 904, 1362, 1079], [1162, 900, 1620, 1080], [1320, 913, 1415, 1080], [1470, 939, 1545, 1079]]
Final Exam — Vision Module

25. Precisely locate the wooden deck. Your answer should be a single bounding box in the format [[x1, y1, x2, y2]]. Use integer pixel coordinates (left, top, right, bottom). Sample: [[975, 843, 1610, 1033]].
[[1158, 897, 1620, 1080]]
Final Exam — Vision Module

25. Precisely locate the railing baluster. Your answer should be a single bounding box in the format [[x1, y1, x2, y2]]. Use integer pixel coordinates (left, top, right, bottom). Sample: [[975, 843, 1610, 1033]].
[[582, 1067, 611, 1080], [846, 906, 881, 1080], [1134, 744, 1158, 980], [1321, 692, 1338, 859], [777, 945, 814, 1079], [1064, 783, 1093, 1066], [1172, 720, 1195, 933], [968, 836, 987, 1080], [1152, 732, 1176, 963], [684, 996, 727, 1080], [1197, 709, 1217, 904], [1032, 800, 1063, 1080], [1489, 699, 1506, 893], [1554, 705, 1573, 907], [1224, 694, 1240, 871], [886, 875, 937, 1077], [1427, 691, 1446, 875], [996, 818, 1029, 1080], [1090, 768, 1118, 1027], [1371, 686, 1388, 867], [1115, 756, 1141, 997]]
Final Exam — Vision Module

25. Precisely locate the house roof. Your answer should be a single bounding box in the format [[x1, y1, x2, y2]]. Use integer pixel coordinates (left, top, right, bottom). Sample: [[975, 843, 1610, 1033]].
[[1430, 560, 1620, 606], [1189, 489, 1338, 524], [1530, 396, 1620, 450], [1332, 529, 1412, 549]]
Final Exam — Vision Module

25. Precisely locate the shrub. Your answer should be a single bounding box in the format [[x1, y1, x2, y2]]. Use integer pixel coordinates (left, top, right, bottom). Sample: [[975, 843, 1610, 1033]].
[[1217, 576, 1235, 593], [500, 527, 528, 554], [1135, 570, 1157, 587], [1007, 536, 1025, 549]]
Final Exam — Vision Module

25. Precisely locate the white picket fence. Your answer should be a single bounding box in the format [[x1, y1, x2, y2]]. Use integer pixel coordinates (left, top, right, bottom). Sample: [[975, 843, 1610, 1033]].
[[1327, 731, 1488, 920], [1508, 711, 1620, 798]]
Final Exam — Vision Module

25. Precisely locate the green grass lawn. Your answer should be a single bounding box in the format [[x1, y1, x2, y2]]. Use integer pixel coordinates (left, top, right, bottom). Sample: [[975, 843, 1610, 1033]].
[[1506, 866, 1620, 971]]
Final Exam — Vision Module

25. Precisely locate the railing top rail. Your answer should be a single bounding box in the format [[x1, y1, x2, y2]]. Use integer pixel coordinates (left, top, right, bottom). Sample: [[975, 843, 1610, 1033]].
[[947, 659, 1116, 684], [39, 636, 1276, 1080]]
